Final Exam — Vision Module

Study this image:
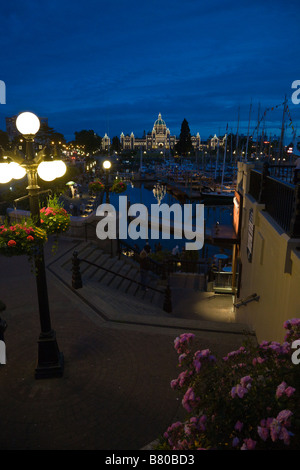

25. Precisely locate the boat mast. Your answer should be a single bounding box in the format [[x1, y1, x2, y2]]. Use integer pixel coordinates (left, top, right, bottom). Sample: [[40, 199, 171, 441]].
[[256, 103, 260, 160], [236, 106, 240, 162], [278, 95, 287, 163], [245, 101, 252, 161], [221, 124, 228, 190], [214, 128, 220, 180]]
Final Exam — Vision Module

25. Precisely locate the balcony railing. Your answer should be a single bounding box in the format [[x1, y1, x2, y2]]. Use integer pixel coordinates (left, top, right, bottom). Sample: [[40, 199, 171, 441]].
[[248, 163, 300, 238]]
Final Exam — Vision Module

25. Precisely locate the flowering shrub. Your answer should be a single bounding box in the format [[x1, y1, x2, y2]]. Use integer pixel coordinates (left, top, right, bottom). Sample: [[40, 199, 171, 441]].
[[0, 220, 47, 257], [158, 321, 300, 450], [40, 196, 70, 235], [110, 179, 127, 194], [89, 179, 104, 193]]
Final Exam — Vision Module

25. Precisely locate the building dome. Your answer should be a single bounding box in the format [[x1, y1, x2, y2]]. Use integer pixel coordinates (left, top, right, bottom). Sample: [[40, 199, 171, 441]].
[[153, 113, 167, 134]]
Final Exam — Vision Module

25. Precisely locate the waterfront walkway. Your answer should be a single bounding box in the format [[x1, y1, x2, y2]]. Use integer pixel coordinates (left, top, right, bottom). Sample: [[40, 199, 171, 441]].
[[0, 237, 253, 450]]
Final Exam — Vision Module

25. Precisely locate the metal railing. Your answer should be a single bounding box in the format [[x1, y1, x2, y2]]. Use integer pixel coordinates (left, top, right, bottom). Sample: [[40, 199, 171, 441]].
[[118, 239, 209, 278], [248, 164, 300, 238], [212, 270, 238, 293], [71, 251, 172, 313]]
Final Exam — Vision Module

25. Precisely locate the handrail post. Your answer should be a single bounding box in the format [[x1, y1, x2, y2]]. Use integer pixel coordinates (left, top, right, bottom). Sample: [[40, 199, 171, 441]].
[[163, 284, 172, 313], [72, 251, 82, 289]]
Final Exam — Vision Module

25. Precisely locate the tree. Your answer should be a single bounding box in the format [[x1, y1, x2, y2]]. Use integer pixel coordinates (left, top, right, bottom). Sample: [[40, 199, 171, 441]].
[[0, 130, 9, 150], [175, 119, 193, 156], [74, 130, 102, 155], [111, 136, 121, 153]]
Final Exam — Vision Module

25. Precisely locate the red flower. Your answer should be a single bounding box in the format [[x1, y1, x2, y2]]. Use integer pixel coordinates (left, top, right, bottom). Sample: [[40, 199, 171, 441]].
[[7, 240, 16, 247], [27, 235, 34, 241]]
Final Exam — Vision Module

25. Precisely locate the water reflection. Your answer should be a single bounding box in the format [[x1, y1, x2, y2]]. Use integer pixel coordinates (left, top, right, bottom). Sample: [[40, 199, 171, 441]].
[[105, 182, 233, 258]]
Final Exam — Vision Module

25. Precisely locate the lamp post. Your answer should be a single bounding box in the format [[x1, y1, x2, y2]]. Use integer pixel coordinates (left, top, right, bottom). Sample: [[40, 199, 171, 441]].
[[103, 159, 111, 203], [1, 111, 66, 379]]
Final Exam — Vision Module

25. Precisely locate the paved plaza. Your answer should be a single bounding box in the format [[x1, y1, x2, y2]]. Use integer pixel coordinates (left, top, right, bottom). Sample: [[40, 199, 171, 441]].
[[0, 238, 253, 450]]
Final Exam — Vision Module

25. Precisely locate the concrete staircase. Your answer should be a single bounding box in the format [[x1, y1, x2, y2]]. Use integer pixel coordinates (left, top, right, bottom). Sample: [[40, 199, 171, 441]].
[[47, 238, 253, 334], [49, 240, 170, 320]]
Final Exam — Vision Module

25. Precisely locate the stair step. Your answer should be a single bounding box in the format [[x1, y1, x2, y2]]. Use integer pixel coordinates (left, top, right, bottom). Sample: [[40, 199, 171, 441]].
[[80, 249, 104, 275], [118, 267, 140, 293], [99, 259, 126, 286], [97, 257, 116, 282], [109, 263, 134, 290], [61, 242, 96, 270]]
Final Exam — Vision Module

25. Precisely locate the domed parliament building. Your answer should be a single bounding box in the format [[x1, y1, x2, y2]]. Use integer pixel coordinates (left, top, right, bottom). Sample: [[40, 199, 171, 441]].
[[119, 113, 201, 154]]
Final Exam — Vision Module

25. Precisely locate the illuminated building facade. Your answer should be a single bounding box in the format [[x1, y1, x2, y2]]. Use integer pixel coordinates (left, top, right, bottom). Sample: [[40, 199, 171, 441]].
[[120, 113, 201, 154]]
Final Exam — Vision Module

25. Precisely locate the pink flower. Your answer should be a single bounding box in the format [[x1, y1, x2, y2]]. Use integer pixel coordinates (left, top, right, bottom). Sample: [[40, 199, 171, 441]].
[[285, 386, 296, 397], [193, 358, 201, 373], [241, 438, 256, 450], [277, 409, 293, 426], [231, 384, 248, 399], [182, 387, 200, 412], [257, 425, 269, 441], [276, 382, 287, 398], [234, 420, 244, 432], [240, 375, 252, 388]]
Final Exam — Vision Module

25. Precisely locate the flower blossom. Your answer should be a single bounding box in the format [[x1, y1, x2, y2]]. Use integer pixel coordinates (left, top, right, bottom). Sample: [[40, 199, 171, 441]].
[[182, 387, 200, 412], [276, 382, 296, 399], [241, 438, 256, 450]]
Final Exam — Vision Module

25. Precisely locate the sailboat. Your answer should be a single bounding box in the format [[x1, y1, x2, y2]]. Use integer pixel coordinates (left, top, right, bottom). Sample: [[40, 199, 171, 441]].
[[201, 124, 235, 203]]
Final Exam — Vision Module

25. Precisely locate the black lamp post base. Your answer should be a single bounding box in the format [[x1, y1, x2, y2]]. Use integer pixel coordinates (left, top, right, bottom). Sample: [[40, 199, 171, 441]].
[[35, 331, 64, 379]]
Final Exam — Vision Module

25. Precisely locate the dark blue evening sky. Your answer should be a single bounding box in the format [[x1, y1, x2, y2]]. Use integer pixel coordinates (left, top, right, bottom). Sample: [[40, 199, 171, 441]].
[[0, 0, 299, 143]]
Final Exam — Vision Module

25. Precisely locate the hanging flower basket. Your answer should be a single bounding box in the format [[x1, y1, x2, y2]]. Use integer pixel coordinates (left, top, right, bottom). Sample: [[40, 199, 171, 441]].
[[0, 221, 47, 257], [89, 179, 104, 194], [110, 179, 127, 194], [40, 196, 70, 235]]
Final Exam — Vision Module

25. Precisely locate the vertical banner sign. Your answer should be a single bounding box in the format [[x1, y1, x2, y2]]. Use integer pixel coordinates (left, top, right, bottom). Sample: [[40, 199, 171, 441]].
[[247, 208, 254, 262], [233, 191, 242, 237]]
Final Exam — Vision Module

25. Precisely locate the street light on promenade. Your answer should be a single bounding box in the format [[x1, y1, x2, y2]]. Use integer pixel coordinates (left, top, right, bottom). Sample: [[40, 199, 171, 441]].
[[0, 111, 66, 379], [103, 159, 111, 203]]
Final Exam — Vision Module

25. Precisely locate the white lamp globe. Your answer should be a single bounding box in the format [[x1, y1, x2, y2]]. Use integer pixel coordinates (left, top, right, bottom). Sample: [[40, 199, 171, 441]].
[[16, 112, 40, 136], [103, 160, 111, 169], [9, 162, 26, 180], [37, 161, 57, 181], [53, 159, 67, 178], [0, 162, 12, 184]]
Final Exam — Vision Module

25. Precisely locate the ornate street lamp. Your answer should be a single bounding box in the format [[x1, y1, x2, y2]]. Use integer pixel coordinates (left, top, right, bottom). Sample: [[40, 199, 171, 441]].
[[103, 159, 111, 203], [0, 111, 66, 378]]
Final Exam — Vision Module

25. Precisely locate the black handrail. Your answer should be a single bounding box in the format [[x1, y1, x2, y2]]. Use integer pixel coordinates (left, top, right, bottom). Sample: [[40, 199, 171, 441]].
[[71, 251, 172, 313], [77, 256, 164, 294]]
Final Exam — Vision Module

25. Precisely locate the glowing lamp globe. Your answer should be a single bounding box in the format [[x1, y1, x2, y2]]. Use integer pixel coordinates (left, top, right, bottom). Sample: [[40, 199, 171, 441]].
[[103, 160, 111, 170], [0, 161, 12, 184], [37, 161, 57, 181], [16, 112, 40, 136], [10, 162, 26, 180], [53, 159, 67, 178]]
